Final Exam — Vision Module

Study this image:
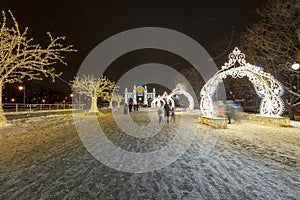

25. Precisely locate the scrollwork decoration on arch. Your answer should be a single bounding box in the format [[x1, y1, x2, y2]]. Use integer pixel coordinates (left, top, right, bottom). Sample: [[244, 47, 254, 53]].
[[200, 47, 284, 117]]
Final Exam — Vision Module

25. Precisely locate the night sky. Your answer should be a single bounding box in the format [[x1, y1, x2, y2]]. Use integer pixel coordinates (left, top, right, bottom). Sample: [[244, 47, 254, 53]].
[[1, 0, 266, 96]]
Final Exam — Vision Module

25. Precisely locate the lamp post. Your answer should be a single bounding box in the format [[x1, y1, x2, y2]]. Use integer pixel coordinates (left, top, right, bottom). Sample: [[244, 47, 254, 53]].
[[18, 85, 25, 105], [290, 63, 300, 92], [289, 62, 300, 120]]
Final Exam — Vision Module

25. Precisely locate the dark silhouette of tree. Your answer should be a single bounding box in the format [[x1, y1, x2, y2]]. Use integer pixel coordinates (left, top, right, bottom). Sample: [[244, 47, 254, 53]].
[[241, 0, 300, 119]]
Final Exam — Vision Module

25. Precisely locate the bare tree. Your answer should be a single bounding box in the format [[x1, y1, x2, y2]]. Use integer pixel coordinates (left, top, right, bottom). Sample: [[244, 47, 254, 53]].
[[241, 0, 300, 119], [71, 74, 117, 112], [0, 10, 75, 125]]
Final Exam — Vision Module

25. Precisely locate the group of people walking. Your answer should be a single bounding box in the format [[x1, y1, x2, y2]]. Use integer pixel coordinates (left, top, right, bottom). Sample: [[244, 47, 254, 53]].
[[124, 97, 139, 114], [158, 102, 175, 124], [217, 100, 242, 124], [124, 97, 176, 124]]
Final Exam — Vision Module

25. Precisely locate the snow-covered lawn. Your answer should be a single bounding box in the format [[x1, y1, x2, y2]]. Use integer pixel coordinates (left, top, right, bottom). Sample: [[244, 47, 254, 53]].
[[0, 110, 299, 199]]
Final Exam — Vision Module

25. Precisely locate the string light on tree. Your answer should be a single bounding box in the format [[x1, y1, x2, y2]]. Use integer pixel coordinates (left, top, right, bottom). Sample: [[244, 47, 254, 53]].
[[71, 74, 117, 112], [0, 10, 76, 126], [111, 92, 124, 108]]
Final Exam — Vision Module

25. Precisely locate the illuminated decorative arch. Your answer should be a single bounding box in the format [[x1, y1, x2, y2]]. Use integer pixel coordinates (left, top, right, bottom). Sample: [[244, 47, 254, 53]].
[[151, 95, 165, 108], [162, 92, 175, 108], [200, 47, 284, 117], [169, 84, 194, 110]]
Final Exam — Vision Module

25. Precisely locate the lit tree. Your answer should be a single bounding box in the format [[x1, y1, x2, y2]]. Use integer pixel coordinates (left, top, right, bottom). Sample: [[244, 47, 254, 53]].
[[102, 88, 121, 109], [0, 10, 75, 125], [71, 74, 117, 112], [241, 0, 300, 119], [111, 92, 124, 108]]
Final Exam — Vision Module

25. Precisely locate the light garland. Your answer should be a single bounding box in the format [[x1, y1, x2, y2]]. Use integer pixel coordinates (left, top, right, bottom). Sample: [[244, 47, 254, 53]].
[[169, 84, 194, 110], [162, 92, 175, 108], [71, 74, 117, 112], [151, 95, 165, 108], [200, 47, 284, 117], [151, 84, 195, 110]]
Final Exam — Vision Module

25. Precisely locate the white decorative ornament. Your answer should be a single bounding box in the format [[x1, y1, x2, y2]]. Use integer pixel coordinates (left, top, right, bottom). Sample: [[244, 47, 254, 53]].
[[169, 84, 194, 110], [200, 47, 284, 117], [151, 95, 166, 108], [161, 91, 175, 109]]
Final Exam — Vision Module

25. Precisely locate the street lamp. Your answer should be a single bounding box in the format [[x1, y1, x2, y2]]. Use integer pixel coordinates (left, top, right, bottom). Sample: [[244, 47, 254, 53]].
[[18, 85, 25, 105], [291, 62, 300, 71], [290, 62, 300, 92], [289, 62, 300, 120]]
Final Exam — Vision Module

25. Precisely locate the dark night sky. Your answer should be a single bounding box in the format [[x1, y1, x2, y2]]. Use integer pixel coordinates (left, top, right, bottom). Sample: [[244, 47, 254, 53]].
[[0, 0, 267, 94]]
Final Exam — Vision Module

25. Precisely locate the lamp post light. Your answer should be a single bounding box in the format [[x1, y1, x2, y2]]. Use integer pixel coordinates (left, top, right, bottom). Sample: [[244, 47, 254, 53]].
[[289, 62, 300, 120], [291, 62, 300, 71], [18, 85, 25, 105], [290, 62, 300, 92]]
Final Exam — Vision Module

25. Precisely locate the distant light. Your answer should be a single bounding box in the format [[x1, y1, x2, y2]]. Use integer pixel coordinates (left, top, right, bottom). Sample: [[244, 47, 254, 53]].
[[291, 62, 300, 70], [293, 85, 297, 90], [18, 86, 24, 91], [70, 94, 73, 97], [11, 98, 15, 102], [42, 99, 45, 103]]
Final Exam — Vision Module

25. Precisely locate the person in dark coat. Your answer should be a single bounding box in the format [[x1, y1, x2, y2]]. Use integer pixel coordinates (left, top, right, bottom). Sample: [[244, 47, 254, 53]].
[[225, 100, 234, 124], [171, 107, 175, 123], [128, 98, 133, 112], [164, 102, 171, 123]]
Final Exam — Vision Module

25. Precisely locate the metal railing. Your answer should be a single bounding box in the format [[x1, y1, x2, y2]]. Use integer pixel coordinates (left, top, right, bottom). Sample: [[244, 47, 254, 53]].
[[2, 103, 85, 113]]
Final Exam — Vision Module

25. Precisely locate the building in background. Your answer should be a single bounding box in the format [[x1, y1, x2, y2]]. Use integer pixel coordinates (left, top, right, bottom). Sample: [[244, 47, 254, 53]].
[[124, 85, 156, 107]]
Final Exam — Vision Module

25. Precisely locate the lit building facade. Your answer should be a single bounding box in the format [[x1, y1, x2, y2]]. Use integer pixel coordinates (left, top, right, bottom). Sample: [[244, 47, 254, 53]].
[[124, 85, 156, 106]]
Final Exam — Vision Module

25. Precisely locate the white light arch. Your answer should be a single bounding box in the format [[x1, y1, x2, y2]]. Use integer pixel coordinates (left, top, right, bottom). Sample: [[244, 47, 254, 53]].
[[169, 84, 194, 110], [161, 92, 175, 108], [200, 47, 284, 117], [151, 95, 166, 108]]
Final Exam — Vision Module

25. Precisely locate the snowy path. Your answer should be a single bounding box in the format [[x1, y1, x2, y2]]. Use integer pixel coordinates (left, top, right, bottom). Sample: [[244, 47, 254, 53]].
[[0, 111, 299, 199]]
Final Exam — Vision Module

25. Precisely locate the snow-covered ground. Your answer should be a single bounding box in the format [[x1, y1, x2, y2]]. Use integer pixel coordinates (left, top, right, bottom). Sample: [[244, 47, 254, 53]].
[[290, 120, 300, 127], [0, 110, 299, 199]]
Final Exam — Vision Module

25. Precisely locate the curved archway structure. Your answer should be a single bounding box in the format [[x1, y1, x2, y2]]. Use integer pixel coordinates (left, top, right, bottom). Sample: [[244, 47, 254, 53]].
[[151, 95, 166, 108], [161, 92, 175, 109], [169, 84, 194, 110], [200, 47, 284, 117]]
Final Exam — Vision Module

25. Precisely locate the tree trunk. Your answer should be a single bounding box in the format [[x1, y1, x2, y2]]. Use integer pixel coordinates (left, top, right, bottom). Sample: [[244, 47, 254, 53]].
[[89, 96, 99, 112], [288, 105, 295, 120], [0, 85, 7, 126], [108, 100, 113, 109]]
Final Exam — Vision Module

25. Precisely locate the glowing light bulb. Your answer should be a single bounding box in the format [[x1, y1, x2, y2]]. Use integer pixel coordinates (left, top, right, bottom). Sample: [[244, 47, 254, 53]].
[[291, 62, 300, 70]]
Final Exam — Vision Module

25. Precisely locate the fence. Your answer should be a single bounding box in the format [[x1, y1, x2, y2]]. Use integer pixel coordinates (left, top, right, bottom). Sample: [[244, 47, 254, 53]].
[[2, 103, 85, 113]]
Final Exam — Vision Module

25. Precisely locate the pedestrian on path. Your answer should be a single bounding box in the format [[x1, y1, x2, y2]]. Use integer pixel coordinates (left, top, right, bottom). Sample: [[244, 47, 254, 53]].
[[164, 102, 171, 123], [171, 107, 175, 123], [124, 103, 128, 114], [158, 108, 164, 124]]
